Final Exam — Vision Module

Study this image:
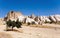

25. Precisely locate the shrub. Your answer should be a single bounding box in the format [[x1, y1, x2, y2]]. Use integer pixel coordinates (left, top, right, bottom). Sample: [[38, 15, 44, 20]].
[[16, 19, 22, 28], [6, 19, 12, 27], [6, 19, 22, 31], [27, 22, 31, 25], [31, 21, 35, 25]]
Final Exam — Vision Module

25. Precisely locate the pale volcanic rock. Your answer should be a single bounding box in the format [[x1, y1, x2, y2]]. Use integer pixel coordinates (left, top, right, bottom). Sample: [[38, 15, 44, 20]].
[[54, 15, 60, 22], [49, 15, 56, 22], [18, 15, 25, 22], [5, 11, 22, 21]]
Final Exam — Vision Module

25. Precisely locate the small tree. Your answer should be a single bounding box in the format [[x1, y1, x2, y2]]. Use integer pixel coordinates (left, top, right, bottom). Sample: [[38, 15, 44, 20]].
[[6, 19, 22, 31], [11, 21, 16, 30], [16, 19, 22, 28], [6, 19, 12, 30]]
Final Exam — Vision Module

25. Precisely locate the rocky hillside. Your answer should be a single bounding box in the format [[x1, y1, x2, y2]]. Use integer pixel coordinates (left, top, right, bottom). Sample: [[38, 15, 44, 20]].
[[3, 11, 60, 25]]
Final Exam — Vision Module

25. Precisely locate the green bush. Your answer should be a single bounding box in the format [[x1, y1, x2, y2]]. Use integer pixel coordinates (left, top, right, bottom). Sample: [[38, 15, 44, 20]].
[[6, 19, 22, 31], [16, 19, 22, 28]]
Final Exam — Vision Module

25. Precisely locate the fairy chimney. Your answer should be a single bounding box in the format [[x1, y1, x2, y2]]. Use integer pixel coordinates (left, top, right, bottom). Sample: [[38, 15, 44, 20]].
[[5, 11, 22, 21], [30, 14, 35, 19]]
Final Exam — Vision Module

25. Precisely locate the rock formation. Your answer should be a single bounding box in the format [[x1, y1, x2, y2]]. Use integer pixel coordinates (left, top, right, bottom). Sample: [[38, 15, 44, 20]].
[[25, 17, 38, 25], [30, 14, 35, 19], [4, 11, 60, 25], [49, 15, 56, 23], [54, 15, 60, 22], [4, 11, 22, 21], [0, 18, 5, 25]]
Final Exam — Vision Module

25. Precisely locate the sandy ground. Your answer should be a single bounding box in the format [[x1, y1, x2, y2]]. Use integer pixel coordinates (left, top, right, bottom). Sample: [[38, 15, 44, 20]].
[[0, 24, 60, 38]]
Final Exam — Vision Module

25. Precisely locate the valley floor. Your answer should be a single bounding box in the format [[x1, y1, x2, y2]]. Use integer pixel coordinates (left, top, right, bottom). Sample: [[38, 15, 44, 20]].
[[0, 24, 60, 38]]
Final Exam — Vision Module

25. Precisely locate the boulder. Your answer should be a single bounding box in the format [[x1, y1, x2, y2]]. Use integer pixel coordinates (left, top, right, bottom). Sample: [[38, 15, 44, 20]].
[[49, 15, 56, 23], [18, 15, 25, 23], [25, 17, 38, 25], [54, 15, 60, 22]]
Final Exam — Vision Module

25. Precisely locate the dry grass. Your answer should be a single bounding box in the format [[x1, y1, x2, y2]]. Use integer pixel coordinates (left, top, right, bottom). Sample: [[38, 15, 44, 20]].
[[22, 23, 31, 26], [29, 24, 56, 29], [0, 32, 13, 38], [22, 23, 28, 26], [22, 24, 56, 29]]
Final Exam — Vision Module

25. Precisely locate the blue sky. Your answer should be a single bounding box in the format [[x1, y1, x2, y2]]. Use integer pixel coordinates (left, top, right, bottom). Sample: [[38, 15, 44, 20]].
[[0, 0, 60, 18]]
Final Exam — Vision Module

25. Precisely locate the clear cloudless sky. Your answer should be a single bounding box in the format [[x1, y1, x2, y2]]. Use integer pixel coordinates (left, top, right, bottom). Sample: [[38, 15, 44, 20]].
[[0, 0, 60, 18]]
